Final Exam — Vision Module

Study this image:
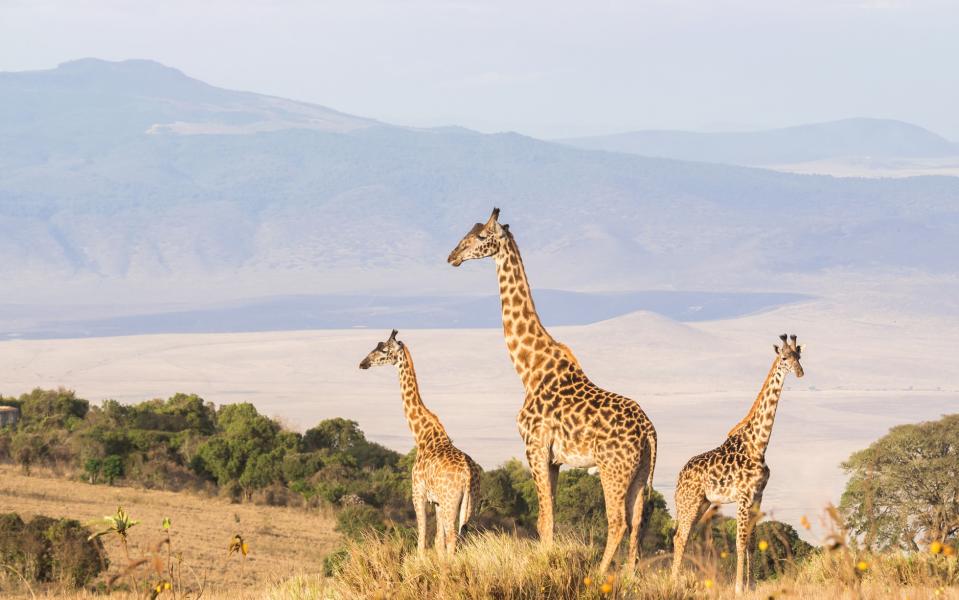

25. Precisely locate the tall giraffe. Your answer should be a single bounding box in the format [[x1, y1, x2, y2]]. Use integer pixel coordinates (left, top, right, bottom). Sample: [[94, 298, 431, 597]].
[[447, 208, 657, 573], [359, 329, 482, 557], [671, 334, 804, 595]]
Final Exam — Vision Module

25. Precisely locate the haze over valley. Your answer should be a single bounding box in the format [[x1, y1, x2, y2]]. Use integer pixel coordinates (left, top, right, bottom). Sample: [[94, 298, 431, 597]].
[[2, 59, 957, 314]]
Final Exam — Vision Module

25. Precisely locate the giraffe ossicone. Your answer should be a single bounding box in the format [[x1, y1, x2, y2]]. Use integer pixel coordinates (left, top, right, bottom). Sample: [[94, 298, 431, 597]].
[[359, 330, 482, 557], [448, 208, 658, 574]]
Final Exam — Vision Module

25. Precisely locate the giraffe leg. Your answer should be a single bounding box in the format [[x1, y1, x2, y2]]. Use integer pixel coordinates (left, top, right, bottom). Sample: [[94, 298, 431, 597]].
[[549, 462, 559, 501], [526, 445, 555, 545], [671, 491, 709, 581], [624, 462, 649, 570], [597, 463, 629, 574], [745, 496, 763, 587], [413, 488, 427, 558], [434, 504, 445, 557], [735, 501, 756, 596], [445, 491, 464, 555]]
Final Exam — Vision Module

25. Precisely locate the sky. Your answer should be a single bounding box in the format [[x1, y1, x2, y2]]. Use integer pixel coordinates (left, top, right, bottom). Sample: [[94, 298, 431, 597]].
[[2, 0, 958, 140]]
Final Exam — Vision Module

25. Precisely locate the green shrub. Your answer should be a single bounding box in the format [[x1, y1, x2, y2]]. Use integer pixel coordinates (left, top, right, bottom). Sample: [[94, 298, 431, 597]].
[[45, 518, 109, 587], [0, 513, 106, 588], [336, 505, 387, 541]]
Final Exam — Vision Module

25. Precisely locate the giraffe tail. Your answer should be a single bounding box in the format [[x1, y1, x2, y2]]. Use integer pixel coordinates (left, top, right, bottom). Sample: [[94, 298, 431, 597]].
[[646, 432, 657, 500], [458, 461, 481, 534], [458, 488, 471, 535]]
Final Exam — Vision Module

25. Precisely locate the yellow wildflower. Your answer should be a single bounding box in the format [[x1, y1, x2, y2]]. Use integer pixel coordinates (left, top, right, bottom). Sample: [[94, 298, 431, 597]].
[[930, 541, 943, 554], [720, 550, 729, 559], [584, 576, 592, 587], [799, 515, 811, 530], [600, 582, 613, 594], [704, 578, 714, 589], [758, 540, 769, 552], [856, 560, 868, 572]]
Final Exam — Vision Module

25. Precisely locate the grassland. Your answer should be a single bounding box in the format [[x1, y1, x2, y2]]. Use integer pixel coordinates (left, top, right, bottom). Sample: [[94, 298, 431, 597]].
[[14, 532, 959, 600], [2, 467, 957, 599], [0, 465, 339, 596]]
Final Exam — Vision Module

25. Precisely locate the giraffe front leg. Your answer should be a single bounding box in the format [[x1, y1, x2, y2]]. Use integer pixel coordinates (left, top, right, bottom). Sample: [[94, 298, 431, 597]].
[[735, 501, 756, 596], [745, 496, 763, 585], [526, 444, 555, 546], [434, 504, 445, 557], [413, 488, 428, 557]]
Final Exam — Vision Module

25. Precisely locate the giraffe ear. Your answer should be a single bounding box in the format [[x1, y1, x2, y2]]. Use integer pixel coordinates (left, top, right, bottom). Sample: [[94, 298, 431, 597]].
[[773, 344, 780, 355], [797, 344, 805, 353]]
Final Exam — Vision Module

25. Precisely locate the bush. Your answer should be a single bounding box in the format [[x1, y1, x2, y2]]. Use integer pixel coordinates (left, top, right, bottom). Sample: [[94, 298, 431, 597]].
[[336, 505, 388, 541], [45, 518, 108, 587], [0, 513, 106, 588]]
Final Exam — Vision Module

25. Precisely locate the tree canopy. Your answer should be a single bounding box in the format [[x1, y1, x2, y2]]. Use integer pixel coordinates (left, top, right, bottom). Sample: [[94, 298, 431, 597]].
[[840, 413, 959, 550]]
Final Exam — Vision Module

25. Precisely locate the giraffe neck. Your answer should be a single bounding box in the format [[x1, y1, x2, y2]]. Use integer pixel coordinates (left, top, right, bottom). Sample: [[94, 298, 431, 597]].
[[494, 234, 563, 393], [396, 345, 449, 450], [728, 357, 788, 457]]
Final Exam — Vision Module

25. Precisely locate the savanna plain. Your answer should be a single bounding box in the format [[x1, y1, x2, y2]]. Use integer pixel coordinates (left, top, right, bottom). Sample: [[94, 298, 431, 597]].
[[2, 276, 958, 598]]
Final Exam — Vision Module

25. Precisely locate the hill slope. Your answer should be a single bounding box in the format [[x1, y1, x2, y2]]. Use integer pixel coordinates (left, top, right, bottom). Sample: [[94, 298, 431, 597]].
[[2, 60, 958, 306], [0, 465, 338, 590], [559, 118, 959, 165]]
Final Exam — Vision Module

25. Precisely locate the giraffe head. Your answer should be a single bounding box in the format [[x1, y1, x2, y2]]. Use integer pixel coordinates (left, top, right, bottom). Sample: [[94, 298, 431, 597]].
[[358, 329, 403, 369], [447, 207, 509, 267], [774, 333, 804, 378]]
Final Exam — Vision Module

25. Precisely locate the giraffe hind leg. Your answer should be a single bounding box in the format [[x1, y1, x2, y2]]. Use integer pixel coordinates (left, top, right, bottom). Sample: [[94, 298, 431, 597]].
[[413, 488, 428, 557], [625, 462, 650, 570], [671, 490, 709, 581], [597, 462, 629, 574]]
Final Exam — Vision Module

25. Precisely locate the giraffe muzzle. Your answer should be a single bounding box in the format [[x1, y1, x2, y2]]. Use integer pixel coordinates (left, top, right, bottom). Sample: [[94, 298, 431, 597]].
[[359, 359, 371, 370], [447, 251, 463, 267]]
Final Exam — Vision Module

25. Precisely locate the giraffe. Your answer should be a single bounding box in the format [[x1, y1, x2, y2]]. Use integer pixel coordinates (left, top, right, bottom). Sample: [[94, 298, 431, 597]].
[[359, 329, 482, 557], [671, 334, 804, 595], [447, 208, 657, 573]]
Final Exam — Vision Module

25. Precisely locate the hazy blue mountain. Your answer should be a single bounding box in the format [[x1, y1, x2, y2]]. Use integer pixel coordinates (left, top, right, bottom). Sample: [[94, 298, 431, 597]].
[[559, 119, 959, 165], [1, 59, 957, 311]]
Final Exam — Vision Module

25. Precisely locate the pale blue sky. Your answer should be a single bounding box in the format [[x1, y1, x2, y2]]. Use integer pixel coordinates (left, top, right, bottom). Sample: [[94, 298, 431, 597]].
[[2, 0, 957, 139]]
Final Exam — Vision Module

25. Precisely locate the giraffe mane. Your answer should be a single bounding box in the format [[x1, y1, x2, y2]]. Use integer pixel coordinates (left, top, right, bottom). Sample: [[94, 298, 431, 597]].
[[727, 355, 780, 437], [557, 343, 582, 369]]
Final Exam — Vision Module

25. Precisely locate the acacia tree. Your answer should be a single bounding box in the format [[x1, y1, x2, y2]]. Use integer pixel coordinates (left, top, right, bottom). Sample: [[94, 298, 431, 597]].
[[840, 414, 959, 550]]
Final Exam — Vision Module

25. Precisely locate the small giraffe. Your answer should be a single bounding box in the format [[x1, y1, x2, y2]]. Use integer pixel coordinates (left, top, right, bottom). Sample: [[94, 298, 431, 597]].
[[448, 209, 657, 573], [359, 329, 482, 557], [671, 334, 805, 595]]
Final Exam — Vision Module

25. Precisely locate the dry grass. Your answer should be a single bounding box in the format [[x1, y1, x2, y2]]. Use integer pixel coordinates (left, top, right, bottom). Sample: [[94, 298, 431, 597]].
[[304, 531, 959, 600], [0, 465, 339, 596], [10, 532, 959, 599], [3, 469, 958, 599]]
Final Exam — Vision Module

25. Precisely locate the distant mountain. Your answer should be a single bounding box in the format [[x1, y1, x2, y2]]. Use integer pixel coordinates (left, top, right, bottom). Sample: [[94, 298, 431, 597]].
[[0, 58, 376, 143], [559, 119, 959, 165], [1, 59, 958, 309]]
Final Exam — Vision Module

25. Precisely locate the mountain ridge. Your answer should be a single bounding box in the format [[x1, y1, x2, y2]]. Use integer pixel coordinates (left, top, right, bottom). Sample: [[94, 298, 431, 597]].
[[559, 118, 958, 165], [1, 59, 957, 309]]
